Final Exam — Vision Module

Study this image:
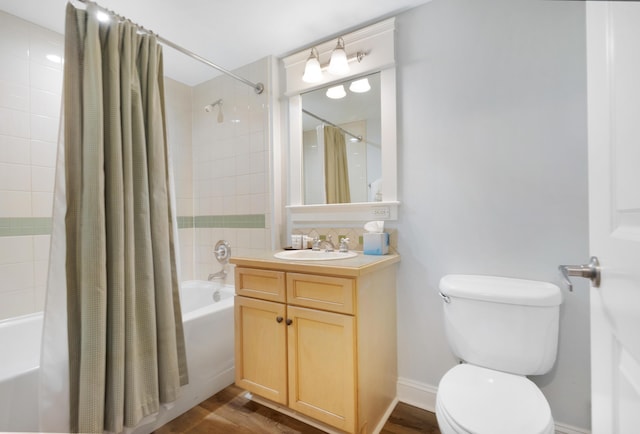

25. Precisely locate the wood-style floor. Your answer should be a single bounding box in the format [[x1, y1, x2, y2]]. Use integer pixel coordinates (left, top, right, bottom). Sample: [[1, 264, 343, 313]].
[[153, 384, 441, 434]]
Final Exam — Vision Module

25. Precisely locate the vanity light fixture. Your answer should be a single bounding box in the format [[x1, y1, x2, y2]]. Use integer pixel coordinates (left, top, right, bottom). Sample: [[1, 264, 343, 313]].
[[302, 48, 322, 83], [326, 84, 346, 99], [328, 37, 349, 76], [301, 38, 367, 83], [349, 77, 371, 93]]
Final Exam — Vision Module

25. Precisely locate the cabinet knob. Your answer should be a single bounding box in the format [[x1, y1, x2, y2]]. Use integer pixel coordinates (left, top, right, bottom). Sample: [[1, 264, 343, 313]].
[[276, 316, 283, 323], [286, 318, 293, 326]]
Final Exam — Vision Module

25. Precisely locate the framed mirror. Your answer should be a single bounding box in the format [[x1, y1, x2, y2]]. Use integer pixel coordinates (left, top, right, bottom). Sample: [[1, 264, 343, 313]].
[[282, 18, 398, 222]]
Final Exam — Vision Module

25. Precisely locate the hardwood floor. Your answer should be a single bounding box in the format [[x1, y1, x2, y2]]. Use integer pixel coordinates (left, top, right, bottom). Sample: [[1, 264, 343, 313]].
[[154, 385, 441, 434]]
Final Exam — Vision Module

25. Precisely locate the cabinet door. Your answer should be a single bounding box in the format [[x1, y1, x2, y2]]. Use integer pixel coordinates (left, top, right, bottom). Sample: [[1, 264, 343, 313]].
[[287, 305, 356, 433], [234, 296, 287, 404]]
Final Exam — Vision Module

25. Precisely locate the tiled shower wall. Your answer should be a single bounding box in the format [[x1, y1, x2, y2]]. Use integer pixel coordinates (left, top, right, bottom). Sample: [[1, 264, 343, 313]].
[[0, 11, 62, 320], [0, 9, 272, 320], [191, 58, 272, 282]]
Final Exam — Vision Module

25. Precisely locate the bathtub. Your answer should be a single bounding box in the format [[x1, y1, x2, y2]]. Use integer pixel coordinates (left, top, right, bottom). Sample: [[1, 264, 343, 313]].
[[0, 280, 235, 433], [0, 312, 43, 432]]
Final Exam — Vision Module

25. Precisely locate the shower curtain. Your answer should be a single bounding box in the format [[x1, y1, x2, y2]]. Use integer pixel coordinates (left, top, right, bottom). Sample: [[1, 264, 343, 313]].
[[39, 3, 187, 433], [323, 125, 351, 204]]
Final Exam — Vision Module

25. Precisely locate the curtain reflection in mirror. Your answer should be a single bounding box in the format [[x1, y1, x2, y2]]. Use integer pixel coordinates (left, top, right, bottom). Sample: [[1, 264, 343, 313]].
[[324, 125, 351, 204]]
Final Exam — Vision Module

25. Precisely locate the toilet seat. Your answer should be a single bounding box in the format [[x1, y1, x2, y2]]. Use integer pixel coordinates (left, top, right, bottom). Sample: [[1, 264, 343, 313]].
[[436, 364, 554, 434]]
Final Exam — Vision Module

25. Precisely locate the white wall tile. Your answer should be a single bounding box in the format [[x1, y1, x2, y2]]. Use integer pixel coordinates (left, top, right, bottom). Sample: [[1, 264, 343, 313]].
[[0, 57, 29, 85], [0, 107, 29, 138], [33, 235, 50, 261], [250, 194, 266, 214], [0, 262, 34, 292], [250, 173, 266, 194], [30, 140, 57, 167], [0, 236, 33, 264], [0, 191, 31, 217], [30, 89, 61, 119], [0, 289, 35, 321], [29, 28, 64, 70], [30, 62, 62, 94], [236, 195, 251, 214], [0, 163, 31, 191], [31, 192, 53, 217], [0, 81, 29, 111], [33, 259, 48, 287], [0, 13, 30, 60], [33, 285, 46, 313], [30, 115, 59, 142], [31, 166, 55, 192], [0, 135, 30, 165]]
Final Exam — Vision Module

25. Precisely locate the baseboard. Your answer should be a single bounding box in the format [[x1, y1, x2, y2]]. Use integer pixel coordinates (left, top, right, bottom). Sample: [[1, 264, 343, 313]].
[[396, 377, 438, 413], [396, 377, 591, 434], [554, 422, 591, 434]]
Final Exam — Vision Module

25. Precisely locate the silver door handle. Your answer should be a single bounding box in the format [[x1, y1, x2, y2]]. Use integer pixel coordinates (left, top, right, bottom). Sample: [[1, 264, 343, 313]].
[[559, 256, 601, 291]]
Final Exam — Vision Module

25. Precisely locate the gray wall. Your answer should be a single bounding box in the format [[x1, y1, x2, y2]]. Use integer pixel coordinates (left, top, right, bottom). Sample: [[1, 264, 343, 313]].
[[395, 0, 590, 429]]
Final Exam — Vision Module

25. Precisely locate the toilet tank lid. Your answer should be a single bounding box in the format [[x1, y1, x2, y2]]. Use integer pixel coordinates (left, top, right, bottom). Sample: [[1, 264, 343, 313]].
[[439, 274, 562, 306]]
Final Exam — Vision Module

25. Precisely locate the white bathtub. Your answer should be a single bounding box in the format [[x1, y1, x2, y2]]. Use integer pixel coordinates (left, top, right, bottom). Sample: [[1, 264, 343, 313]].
[[0, 280, 235, 433], [0, 312, 43, 432]]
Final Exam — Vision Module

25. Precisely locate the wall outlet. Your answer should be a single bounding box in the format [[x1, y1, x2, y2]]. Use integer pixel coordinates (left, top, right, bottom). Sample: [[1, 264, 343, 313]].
[[371, 206, 390, 219]]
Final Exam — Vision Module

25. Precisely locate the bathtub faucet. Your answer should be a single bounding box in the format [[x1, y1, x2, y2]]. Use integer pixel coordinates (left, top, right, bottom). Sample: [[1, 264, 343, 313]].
[[208, 269, 227, 281]]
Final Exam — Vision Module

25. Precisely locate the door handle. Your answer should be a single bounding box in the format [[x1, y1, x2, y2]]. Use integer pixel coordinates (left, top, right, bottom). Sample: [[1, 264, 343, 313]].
[[559, 256, 601, 291]]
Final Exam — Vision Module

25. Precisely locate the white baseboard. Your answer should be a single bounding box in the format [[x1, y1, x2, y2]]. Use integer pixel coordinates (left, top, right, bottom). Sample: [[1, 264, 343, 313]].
[[554, 422, 591, 434], [396, 377, 591, 434], [396, 377, 438, 413]]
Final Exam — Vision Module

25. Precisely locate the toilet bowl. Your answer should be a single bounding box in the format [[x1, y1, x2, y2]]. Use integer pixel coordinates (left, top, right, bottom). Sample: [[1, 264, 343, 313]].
[[436, 275, 562, 434], [436, 364, 554, 434]]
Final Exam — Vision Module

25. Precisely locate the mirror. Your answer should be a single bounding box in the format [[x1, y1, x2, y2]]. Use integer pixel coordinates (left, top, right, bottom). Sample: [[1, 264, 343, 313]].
[[282, 17, 398, 222], [302, 72, 381, 204]]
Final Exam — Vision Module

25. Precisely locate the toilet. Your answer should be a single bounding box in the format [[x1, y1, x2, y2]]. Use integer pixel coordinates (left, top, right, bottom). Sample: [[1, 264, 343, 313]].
[[436, 274, 562, 434]]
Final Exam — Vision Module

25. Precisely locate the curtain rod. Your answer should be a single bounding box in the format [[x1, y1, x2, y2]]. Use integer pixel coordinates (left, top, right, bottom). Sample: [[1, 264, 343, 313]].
[[74, 0, 264, 94], [302, 109, 362, 143]]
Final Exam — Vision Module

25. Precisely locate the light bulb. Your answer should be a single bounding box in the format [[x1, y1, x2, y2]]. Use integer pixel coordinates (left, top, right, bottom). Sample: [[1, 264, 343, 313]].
[[328, 38, 349, 76], [349, 78, 371, 93], [302, 48, 322, 83], [326, 85, 346, 99]]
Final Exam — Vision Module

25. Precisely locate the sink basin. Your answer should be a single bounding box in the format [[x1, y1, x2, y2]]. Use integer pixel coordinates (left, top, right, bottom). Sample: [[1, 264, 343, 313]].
[[274, 250, 358, 261]]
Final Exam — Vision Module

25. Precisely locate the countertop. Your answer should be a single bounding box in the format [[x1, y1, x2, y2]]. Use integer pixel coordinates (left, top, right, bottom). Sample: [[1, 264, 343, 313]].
[[229, 250, 400, 277]]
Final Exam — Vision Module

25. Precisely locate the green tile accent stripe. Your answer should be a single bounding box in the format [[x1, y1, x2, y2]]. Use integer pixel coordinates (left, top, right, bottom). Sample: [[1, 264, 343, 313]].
[[193, 214, 265, 229], [0, 214, 265, 237], [177, 216, 194, 229], [0, 217, 53, 236]]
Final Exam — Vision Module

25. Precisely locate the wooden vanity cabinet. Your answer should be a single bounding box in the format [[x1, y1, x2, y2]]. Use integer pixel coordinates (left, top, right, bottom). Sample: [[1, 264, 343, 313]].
[[233, 259, 398, 434]]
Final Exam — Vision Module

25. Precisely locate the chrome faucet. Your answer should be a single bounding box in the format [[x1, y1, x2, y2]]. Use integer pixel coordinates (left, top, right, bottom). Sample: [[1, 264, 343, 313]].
[[339, 237, 350, 253], [312, 235, 335, 252], [208, 269, 227, 281]]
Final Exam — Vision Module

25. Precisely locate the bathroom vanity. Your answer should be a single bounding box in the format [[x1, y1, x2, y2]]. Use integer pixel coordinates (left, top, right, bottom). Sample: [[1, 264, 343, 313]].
[[230, 251, 399, 434]]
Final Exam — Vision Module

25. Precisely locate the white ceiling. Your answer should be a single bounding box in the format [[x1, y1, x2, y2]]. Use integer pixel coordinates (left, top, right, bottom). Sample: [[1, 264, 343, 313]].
[[0, 0, 430, 86]]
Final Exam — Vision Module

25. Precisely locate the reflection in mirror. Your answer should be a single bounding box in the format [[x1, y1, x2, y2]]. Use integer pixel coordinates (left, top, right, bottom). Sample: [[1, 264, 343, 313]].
[[301, 72, 381, 204]]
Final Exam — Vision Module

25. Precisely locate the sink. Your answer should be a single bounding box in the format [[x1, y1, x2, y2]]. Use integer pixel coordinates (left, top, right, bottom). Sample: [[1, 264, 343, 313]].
[[274, 250, 358, 261]]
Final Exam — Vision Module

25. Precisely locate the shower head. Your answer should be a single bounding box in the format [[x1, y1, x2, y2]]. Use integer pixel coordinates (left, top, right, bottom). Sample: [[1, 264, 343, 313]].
[[204, 99, 224, 123]]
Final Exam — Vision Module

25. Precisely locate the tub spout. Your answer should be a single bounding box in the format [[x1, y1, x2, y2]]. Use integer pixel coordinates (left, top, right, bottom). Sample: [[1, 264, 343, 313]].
[[208, 270, 227, 281]]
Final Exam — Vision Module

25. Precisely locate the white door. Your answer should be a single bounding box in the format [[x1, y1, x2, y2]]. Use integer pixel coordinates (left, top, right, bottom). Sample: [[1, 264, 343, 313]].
[[587, 2, 640, 433]]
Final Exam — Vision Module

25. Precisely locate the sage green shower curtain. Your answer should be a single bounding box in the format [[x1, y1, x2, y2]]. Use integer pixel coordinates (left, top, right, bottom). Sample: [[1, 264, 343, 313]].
[[324, 125, 351, 204], [62, 3, 187, 432]]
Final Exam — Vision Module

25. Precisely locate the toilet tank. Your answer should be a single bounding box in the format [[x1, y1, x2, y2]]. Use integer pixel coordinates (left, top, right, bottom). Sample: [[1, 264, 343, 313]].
[[439, 274, 562, 376]]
